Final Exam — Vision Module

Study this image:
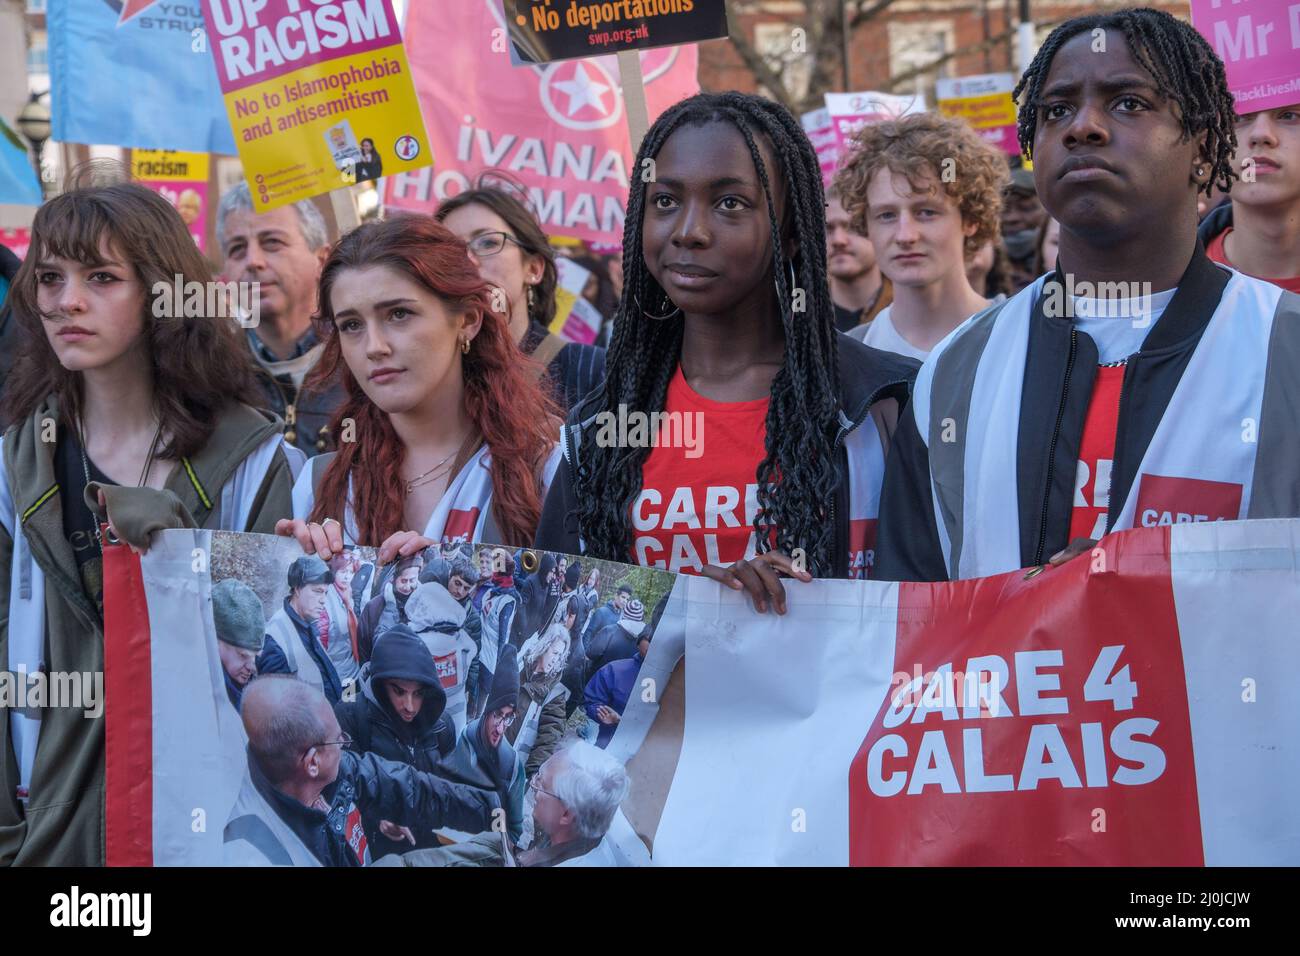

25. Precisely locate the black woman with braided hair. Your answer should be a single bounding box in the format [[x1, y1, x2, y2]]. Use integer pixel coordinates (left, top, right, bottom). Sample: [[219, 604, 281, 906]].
[[535, 91, 919, 613], [875, 7, 1300, 584]]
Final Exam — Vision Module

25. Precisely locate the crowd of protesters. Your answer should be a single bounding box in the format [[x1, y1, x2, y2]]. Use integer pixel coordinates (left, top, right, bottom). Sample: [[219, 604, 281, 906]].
[[0, 6, 1298, 865]]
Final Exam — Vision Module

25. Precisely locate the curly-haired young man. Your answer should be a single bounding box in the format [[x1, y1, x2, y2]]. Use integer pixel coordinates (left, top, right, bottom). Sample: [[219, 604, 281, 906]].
[[834, 111, 1008, 360]]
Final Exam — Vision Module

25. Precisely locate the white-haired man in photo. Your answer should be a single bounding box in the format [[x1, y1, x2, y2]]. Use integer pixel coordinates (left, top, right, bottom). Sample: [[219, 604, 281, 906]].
[[521, 740, 630, 867]]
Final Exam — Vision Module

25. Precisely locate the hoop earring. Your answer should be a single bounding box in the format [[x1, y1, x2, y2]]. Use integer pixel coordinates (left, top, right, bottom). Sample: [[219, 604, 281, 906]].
[[460, 336, 471, 355], [634, 290, 682, 321]]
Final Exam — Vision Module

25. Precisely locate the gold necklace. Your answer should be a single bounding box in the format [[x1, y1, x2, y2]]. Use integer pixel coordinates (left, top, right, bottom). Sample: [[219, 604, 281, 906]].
[[403, 449, 457, 495]]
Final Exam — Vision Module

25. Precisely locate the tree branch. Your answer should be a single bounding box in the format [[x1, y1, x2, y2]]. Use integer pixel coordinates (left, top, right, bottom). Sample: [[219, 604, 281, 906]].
[[726, 19, 800, 113]]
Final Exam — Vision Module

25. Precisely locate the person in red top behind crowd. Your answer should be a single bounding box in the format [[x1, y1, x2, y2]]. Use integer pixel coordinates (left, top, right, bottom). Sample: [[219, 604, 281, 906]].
[[1197, 103, 1300, 292], [535, 91, 918, 612]]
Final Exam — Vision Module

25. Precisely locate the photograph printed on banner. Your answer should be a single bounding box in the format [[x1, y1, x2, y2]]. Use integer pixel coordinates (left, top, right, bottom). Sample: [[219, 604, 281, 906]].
[[199, 531, 674, 867]]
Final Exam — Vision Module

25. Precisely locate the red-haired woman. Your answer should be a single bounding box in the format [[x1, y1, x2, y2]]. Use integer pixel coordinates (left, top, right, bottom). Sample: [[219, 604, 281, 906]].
[[278, 215, 562, 570], [320, 549, 363, 684]]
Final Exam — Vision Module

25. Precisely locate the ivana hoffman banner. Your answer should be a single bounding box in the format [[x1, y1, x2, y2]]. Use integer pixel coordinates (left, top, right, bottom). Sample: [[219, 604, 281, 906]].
[[103, 520, 1300, 865]]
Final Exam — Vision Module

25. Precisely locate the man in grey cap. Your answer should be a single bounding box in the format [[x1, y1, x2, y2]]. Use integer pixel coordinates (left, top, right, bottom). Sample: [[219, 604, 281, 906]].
[[1002, 166, 1047, 292], [213, 579, 266, 711], [257, 555, 346, 703]]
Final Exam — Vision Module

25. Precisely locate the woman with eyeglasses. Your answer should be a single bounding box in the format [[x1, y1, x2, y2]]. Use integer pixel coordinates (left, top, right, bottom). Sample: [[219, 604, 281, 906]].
[[436, 180, 606, 412]]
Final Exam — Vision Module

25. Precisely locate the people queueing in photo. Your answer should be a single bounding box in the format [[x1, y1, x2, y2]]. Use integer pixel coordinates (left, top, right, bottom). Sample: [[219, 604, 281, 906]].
[[876, 8, 1300, 583], [223, 676, 497, 867], [509, 623, 571, 776], [404, 580, 478, 736], [585, 627, 653, 749], [216, 183, 346, 457], [257, 555, 347, 704], [583, 596, 646, 685], [837, 112, 1009, 361], [535, 91, 919, 607], [439, 645, 527, 843], [274, 215, 564, 595], [319, 549, 362, 687], [357, 552, 422, 663], [471, 548, 522, 721], [0, 179, 302, 866], [334, 625, 457, 858], [436, 179, 606, 413], [214, 578, 268, 712]]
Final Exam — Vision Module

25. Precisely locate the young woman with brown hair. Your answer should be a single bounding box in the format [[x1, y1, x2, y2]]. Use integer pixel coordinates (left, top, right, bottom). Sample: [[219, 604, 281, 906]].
[[0, 180, 302, 865]]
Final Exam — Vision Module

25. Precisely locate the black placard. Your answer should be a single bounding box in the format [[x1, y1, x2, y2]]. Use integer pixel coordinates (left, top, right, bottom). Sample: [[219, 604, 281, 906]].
[[506, 0, 728, 64]]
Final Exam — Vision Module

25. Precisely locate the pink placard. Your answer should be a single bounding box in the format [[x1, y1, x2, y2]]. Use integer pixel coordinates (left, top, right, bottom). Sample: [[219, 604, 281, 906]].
[[383, 0, 700, 246], [1190, 0, 1300, 114]]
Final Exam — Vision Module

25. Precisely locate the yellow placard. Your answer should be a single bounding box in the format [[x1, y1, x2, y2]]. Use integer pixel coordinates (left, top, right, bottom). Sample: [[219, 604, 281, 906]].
[[221, 45, 429, 212]]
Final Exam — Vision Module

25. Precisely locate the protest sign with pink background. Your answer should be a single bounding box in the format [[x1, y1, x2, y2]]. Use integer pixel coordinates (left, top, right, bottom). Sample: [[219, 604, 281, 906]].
[[1190, 0, 1300, 114], [383, 0, 700, 245]]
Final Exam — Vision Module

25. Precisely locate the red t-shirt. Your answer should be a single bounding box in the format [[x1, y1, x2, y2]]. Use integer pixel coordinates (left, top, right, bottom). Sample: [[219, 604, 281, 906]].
[[1070, 365, 1125, 542], [1206, 227, 1300, 294], [633, 367, 769, 573]]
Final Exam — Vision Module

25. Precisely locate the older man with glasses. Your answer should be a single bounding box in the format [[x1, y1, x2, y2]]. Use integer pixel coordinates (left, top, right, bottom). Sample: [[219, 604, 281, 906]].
[[223, 675, 498, 867], [520, 741, 631, 867]]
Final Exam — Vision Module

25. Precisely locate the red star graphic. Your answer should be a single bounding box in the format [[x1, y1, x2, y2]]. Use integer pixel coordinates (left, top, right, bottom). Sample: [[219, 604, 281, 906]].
[[118, 0, 160, 24]]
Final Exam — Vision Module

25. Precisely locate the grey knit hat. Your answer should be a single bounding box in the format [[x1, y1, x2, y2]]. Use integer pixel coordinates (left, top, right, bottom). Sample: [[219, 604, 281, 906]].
[[212, 579, 266, 652], [621, 598, 645, 623]]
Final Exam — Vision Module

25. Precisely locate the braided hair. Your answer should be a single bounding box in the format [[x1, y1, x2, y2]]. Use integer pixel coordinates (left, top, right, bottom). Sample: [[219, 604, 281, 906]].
[[1013, 7, 1238, 194], [571, 91, 843, 575]]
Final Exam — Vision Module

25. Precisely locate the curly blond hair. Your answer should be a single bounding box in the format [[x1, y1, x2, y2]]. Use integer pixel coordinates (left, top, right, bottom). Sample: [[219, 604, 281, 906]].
[[832, 112, 1009, 259]]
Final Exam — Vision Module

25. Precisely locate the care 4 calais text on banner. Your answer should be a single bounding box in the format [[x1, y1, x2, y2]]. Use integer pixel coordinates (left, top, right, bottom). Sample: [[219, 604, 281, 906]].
[[202, 0, 431, 211]]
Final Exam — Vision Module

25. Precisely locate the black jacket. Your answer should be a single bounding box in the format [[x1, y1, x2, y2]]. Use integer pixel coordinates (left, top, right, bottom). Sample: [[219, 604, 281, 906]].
[[228, 747, 498, 867], [534, 333, 919, 578], [1197, 200, 1232, 248], [334, 627, 458, 857], [875, 247, 1232, 582], [251, 366, 348, 458]]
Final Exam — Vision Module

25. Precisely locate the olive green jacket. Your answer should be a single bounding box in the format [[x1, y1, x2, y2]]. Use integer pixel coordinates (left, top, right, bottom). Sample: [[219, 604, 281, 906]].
[[0, 396, 299, 865]]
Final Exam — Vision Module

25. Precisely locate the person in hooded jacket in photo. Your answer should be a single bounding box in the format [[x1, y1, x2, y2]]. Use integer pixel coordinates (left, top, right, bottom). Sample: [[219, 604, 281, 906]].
[[334, 625, 457, 858], [514, 551, 559, 648], [438, 645, 526, 843]]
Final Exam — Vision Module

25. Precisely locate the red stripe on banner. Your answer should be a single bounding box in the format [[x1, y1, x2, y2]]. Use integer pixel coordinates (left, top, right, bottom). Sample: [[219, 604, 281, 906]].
[[849, 526, 1205, 865], [103, 540, 154, 866]]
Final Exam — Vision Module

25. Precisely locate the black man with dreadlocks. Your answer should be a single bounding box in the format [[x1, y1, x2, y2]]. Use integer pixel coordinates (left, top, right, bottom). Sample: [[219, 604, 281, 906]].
[[875, 8, 1300, 584], [534, 92, 918, 611]]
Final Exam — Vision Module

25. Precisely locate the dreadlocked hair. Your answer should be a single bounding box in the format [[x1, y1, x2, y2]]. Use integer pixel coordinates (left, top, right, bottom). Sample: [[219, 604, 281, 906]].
[[572, 91, 843, 575], [1013, 7, 1238, 195], [307, 215, 562, 548]]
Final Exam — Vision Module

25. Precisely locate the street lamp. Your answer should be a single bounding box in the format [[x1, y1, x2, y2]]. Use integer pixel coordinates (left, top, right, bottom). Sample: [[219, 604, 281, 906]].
[[16, 91, 52, 195]]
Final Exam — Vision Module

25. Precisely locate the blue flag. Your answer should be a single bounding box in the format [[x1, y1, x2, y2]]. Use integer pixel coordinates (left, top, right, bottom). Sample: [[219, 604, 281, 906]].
[[0, 118, 42, 206], [50, 0, 236, 154]]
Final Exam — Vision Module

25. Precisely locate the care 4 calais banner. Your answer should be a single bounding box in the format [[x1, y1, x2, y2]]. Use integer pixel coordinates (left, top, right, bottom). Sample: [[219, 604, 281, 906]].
[[383, 0, 700, 246], [201, 0, 430, 211], [50, 0, 235, 154], [106, 520, 1300, 865], [638, 519, 1300, 865]]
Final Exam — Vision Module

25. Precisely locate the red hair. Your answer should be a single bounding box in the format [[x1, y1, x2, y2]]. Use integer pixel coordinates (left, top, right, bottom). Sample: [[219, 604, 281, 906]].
[[307, 214, 561, 547]]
